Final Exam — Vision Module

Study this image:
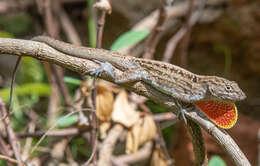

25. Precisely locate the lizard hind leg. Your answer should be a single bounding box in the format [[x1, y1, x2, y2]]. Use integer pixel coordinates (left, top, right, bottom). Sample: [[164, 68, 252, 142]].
[[113, 69, 148, 84]]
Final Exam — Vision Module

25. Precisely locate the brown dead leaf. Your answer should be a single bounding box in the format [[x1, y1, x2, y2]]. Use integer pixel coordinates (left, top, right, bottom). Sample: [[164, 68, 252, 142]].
[[51, 139, 69, 160], [112, 90, 140, 128], [151, 146, 168, 166], [126, 114, 157, 153], [96, 84, 114, 121], [100, 121, 111, 139]]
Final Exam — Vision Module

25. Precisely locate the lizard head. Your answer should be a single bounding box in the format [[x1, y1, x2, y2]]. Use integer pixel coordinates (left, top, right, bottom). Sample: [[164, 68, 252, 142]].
[[193, 76, 246, 129], [206, 77, 246, 102]]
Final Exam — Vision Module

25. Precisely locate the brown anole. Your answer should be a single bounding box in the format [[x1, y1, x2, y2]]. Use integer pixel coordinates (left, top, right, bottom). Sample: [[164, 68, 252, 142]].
[[9, 36, 247, 128]]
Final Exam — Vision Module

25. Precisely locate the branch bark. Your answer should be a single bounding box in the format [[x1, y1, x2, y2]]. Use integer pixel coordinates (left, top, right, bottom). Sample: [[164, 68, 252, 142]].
[[186, 119, 207, 166], [0, 98, 23, 165], [111, 141, 153, 165], [0, 38, 251, 166], [97, 124, 124, 166]]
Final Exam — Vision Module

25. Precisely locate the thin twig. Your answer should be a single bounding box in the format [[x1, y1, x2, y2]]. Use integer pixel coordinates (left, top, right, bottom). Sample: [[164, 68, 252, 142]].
[[0, 154, 25, 166], [0, 134, 12, 156], [163, 0, 205, 63], [36, 0, 61, 126], [97, 124, 124, 166], [87, 80, 98, 165], [178, 0, 194, 67], [52, 65, 73, 106], [26, 109, 91, 162], [120, 0, 205, 56], [111, 142, 153, 164], [48, 1, 73, 107], [257, 128, 260, 166], [83, 1, 112, 165], [155, 128, 175, 166], [17, 128, 82, 138], [143, 0, 167, 59], [39, 0, 75, 110], [96, 11, 106, 48], [95, 0, 111, 48], [0, 56, 22, 121], [8, 56, 21, 112], [57, 4, 82, 45], [0, 98, 23, 165], [153, 112, 176, 121], [22, 110, 38, 159], [142, 105, 175, 165]]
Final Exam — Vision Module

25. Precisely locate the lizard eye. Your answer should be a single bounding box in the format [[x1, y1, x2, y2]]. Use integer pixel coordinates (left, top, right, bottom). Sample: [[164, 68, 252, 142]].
[[226, 86, 231, 90]]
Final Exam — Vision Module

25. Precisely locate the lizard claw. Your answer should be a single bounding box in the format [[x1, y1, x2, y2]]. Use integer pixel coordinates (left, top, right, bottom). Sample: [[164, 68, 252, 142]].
[[175, 101, 188, 124], [177, 108, 187, 124], [89, 61, 115, 78]]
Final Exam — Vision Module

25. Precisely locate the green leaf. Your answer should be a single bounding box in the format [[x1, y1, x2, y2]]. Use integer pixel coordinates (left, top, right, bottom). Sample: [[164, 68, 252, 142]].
[[55, 114, 78, 127], [71, 137, 91, 158], [110, 30, 150, 51], [64, 77, 81, 85], [87, 0, 96, 48], [213, 43, 232, 77], [18, 57, 44, 83], [0, 83, 51, 102], [0, 31, 14, 38], [0, 159, 6, 165], [0, 13, 32, 36], [209, 156, 227, 166]]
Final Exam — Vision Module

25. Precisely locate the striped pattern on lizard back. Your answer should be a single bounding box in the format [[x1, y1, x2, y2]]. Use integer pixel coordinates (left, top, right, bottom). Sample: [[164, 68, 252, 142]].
[[130, 58, 207, 102]]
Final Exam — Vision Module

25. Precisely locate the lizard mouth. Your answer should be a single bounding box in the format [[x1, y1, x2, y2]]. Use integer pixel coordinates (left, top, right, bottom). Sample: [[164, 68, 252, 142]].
[[193, 100, 237, 129]]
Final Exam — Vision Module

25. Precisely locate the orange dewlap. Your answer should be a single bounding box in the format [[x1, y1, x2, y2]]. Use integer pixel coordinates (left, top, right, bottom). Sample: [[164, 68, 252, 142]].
[[193, 100, 238, 129]]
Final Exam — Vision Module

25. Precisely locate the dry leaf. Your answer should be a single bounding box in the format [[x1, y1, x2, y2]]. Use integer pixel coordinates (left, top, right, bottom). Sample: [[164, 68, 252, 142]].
[[99, 121, 111, 139], [96, 84, 114, 121], [126, 114, 157, 153], [51, 139, 68, 160], [151, 146, 168, 166], [28, 157, 41, 166], [112, 90, 140, 127], [99, 80, 121, 93]]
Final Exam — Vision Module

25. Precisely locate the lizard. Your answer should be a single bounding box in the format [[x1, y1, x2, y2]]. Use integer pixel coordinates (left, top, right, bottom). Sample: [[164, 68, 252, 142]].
[[27, 36, 246, 129]]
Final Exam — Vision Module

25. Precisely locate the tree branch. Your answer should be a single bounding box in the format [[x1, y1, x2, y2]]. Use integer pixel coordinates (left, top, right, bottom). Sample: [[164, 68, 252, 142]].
[[97, 124, 124, 166], [0, 98, 23, 165], [186, 119, 207, 166], [0, 38, 251, 166], [111, 141, 153, 165]]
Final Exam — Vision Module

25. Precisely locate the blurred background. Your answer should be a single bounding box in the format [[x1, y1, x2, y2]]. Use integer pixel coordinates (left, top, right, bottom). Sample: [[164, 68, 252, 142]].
[[0, 0, 259, 166]]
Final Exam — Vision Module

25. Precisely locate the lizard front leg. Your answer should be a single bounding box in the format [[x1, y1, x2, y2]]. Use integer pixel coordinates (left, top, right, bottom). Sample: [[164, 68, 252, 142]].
[[86, 61, 148, 84]]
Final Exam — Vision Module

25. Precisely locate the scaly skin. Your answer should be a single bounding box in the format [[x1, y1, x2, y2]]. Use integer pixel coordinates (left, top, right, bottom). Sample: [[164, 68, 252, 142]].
[[32, 36, 246, 128]]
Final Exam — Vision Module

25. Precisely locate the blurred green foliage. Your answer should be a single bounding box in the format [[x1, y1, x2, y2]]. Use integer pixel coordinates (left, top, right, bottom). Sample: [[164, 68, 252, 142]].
[[213, 43, 232, 77], [0, 31, 14, 38], [71, 137, 91, 159], [18, 57, 44, 83], [87, 0, 97, 48], [209, 155, 227, 166], [110, 30, 150, 51], [56, 114, 78, 128], [0, 13, 32, 36], [0, 83, 50, 103], [64, 76, 82, 86]]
